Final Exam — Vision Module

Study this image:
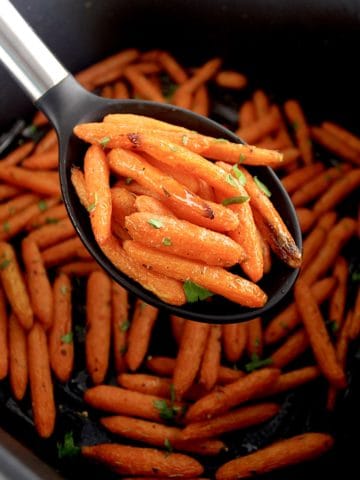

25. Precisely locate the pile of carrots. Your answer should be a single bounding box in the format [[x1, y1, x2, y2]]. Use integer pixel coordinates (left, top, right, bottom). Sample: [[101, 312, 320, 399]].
[[0, 47, 359, 479]]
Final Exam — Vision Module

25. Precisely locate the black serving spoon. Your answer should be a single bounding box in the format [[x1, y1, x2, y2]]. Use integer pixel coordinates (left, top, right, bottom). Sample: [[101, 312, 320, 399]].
[[0, 0, 301, 323]]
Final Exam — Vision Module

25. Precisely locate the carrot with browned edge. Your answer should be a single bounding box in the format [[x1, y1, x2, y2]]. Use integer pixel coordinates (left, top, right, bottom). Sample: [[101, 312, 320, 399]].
[[215, 433, 334, 479], [86, 271, 112, 384], [8, 313, 28, 400], [329, 257, 348, 332], [27, 323, 56, 438], [49, 274, 73, 382], [0, 286, 8, 380]]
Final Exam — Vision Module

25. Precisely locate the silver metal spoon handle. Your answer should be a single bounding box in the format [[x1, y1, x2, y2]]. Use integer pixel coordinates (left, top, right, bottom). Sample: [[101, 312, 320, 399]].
[[0, 0, 68, 102]]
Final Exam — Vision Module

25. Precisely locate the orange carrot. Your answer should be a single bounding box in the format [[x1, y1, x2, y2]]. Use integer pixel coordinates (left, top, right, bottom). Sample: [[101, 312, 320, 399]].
[[215, 433, 334, 479], [100, 84, 114, 98], [322, 121, 360, 153], [34, 129, 57, 153], [284, 99, 313, 164], [215, 70, 247, 89], [296, 207, 315, 233], [246, 317, 263, 358], [329, 257, 348, 332], [111, 282, 129, 373], [124, 65, 165, 102], [134, 195, 176, 217], [253, 90, 270, 118], [22, 237, 53, 329], [173, 320, 210, 399], [295, 278, 347, 388], [21, 150, 58, 170], [113, 80, 130, 99], [270, 329, 309, 368], [349, 289, 360, 341], [281, 162, 325, 193], [41, 236, 88, 267], [236, 106, 281, 144], [59, 261, 100, 276], [0, 141, 34, 166], [27, 217, 76, 249], [26, 203, 67, 229], [0, 286, 8, 380], [311, 126, 360, 166], [181, 403, 279, 441], [158, 51, 188, 83], [238, 101, 257, 129], [71, 167, 89, 208], [111, 187, 136, 225], [27, 323, 56, 438], [170, 315, 185, 344], [86, 271, 112, 384], [0, 166, 60, 196], [0, 193, 40, 222], [0, 242, 33, 330], [100, 416, 225, 456], [199, 325, 222, 390], [185, 368, 280, 422], [197, 179, 215, 201], [124, 240, 268, 308], [126, 299, 159, 371], [49, 274, 73, 382], [0, 184, 23, 201], [125, 212, 245, 267], [192, 85, 209, 116], [8, 313, 28, 400], [82, 443, 204, 477], [222, 324, 247, 363]]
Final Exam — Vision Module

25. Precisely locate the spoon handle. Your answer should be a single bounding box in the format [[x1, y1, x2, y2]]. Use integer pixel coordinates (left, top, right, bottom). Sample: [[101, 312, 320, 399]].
[[0, 0, 68, 102]]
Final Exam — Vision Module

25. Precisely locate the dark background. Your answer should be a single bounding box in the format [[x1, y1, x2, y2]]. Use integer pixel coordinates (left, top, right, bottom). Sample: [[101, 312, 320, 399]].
[[1, 1, 360, 479]]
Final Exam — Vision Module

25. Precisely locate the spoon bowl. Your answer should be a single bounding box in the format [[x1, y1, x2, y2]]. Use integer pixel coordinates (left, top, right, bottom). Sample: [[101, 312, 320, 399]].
[[0, 1, 301, 323]]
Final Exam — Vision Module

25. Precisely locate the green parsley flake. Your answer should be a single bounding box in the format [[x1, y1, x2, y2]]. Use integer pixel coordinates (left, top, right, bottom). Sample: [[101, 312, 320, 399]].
[[61, 332, 73, 344], [99, 136, 110, 148], [57, 432, 80, 459], [148, 218, 163, 229], [120, 320, 130, 332], [232, 164, 247, 185], [119, 344, 128, 355], [245, 353, 273, 372], [38, 199, 48, 212], [352, 271, 360, 282], [222, 195, 249, 206], [87, 202, 96, 212], [162, 237, 172, 246], [45, 217, 59, 224], [2, 221, 10, 233], [215, 138, 229, 143], [330, 321, 339, 333], [254, 176, 271, 197], [125, 177, 133, 185], [0, 258, 11, 270], [183, 280, 213, 303], [164, 438, 173, 455], [153, 399, 180, 421], [169, 383, 176, 404], [239, 153, 246, 163], [60, 285, 68, 296], [181, 135, 189, 146], [225, 173, 239, 188]]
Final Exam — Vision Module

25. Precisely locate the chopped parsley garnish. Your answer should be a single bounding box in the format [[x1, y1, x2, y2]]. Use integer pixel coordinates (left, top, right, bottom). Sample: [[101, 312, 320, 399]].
[[183, 280, 213, 303], [87, 202, 96, 212], [164, 438, 173, 455], [45, 217, 59, 224], [222, 195, 249, 206], [351, 271, 360, 282], [38, 199, 48, 212], [2, 221, 10, 233], [61, 332, 73, 344], [225, 173, 239, 188], [162, 237, 172, 246], [239, 153, 246, 163], [60, 285, 68, 296], [153, 399, 181, 421], [245, 354, 273, 372], [0, 258, 11, 270], [57, 432, 80, 459], [215, 138, 229, 143], [120, 320, 130, 332], [292, 121, 299, 131], [148, 218, 163, 229], [125, 177, 133, 185], [232, 164, 247, 185], [99, 136, 110, 148], [254, 176, 271, 197]]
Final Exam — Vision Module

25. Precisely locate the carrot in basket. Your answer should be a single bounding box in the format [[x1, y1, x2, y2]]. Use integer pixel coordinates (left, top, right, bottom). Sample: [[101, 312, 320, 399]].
[[238, 101, 257, 128], [192, 85, 209, 116], [0, 242, 33, 330], [100, 235, 186, 306], [49, 273, 73, 382], [34, 129, 57, 153], [246, 317, 263, 358], [0, 185, 23, 201], [8, 313, 28, 401], [84, 385, 185, 422], [180, 403, 279, 441], [296, 207, 315, 233], [111, 282, 129, 373], [27, 217, 76, 249], [100, 416, 225, 456], [328, 257, 348, 332], [170, 315, 185, 344], [158, 51, 188, 83], [0, 286, 7, 380], [0, 193, 39, 222], [124, 240, 268, 307], [27, 323, 56, 438], [124, 65, 165, 102], [22, 237, 53, 329], [301, 217, 357, 285], [349, 289, 360, 341], [281, 162, 325, 193], [173, 320, 210, 399], [222, 323, 247, 363], [107, 148, 239, 232], [185, 368, 280, 422], [59, 261, 101, 276], [0, 141, 35, 166], [125, 299, 158, 371], [236, 106, 281, 144], [270, 329, 309, 368], [125, 212, 245, 267], [291, 164, 351, 207], [284, 99, 313, 164], [322, 121, 360, 153], [0, 166, 60, 196], [82, 443, 203, 478], [199, 324, 222, 390], [295, 278, 347, 388], [84, 144, 112, 245], [313, 169, 360, 216], [70, 167, 89, 208], [41, 236, 87, 267], [215, 70, 247, 89], [311, 126, 360, 166], [264, 277, 336, 344], [134, 195, 176, 217], [21, 149, 58, 170], [215, 433, 334, 480]]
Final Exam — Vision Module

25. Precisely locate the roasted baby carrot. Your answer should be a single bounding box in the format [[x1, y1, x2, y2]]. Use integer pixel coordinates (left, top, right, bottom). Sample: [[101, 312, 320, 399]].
[[158, 51, 188, 83], [0, 140, 34, 166], [296, 207, 315, 233], [246, 317, 263, 358], [329, 257, 348, 332], [71, 167, 89, 208], [41, 236, 87, 267], [184, 368, 280, 422], [22, 237, 53, 329], [125, 212, 245, 267], [215, 433, 334, 479], [0, 184, 22, 201], [124, 65, 165, 102], [322, 121, 360, 153], [0, 286, 7, 380], [8, 313, 28, 400], [59, 261, 100, 276], [27, 217, 76, 249], [111, 187, 136, 225], [100, 416, 225, 456], [0, 193, 39, 222], [124, 240, 268, 308], [86, 271, 112, 384], [27, 323, 56, 438], [111, 282, 129, 373], [21, 149, 58, 170], [295, 278, 346, 389], [134, 195, 176, 217], [49, 274, 73, 382], [199, 324, 222, 390], [270, 329, 309, 368], [215, 70, 247, 89], [192, 85, 209, 116], [0, 166, 60, 196], [173, 320, 210, 399], [284, 99, 313, 165], [34, 129, 57, 153], [26, 202, 66, 229], [222, 323, 247, 363], [0, 242, 33, 330], [82, 443, 204, 477], [236, 106, 281, 144], [281, 162, 325, 193], [125, 299, 159, 371], [170, 315, 185, 344], [311, 126, 360, 166], [238, 101, 257, 129]]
